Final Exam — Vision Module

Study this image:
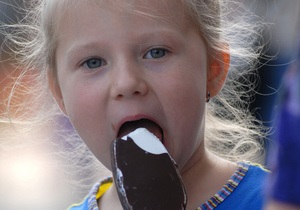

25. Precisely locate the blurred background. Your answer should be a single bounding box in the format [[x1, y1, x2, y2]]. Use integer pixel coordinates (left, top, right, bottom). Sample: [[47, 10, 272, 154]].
[[0, 0, 299, 209]]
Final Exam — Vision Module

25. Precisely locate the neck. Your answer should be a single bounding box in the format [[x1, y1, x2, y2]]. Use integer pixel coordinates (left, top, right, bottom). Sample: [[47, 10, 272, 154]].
[[181, 146, 237, 210]]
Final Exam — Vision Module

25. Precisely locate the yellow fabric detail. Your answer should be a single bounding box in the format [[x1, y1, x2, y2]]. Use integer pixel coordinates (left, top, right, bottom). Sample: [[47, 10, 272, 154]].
[[96, 181, 113, 200]]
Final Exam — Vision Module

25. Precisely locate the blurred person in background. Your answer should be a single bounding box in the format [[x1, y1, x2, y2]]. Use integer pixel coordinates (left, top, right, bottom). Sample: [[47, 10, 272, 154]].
[[248, 1, 300, 208], [264, 35, 300, 210], [237, 2, 300, 208]]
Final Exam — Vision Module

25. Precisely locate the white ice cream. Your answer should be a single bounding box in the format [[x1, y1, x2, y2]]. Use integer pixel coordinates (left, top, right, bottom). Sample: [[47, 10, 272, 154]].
[[121, 128, 168, 155]]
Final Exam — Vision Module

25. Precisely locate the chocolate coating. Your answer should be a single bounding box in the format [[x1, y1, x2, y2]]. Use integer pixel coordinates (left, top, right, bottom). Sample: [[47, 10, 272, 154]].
[[111, 136, 187, 210]]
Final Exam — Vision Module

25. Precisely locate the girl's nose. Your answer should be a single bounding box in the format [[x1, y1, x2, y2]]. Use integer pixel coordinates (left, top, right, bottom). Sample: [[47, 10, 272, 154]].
[[110, 61, 149, 100]]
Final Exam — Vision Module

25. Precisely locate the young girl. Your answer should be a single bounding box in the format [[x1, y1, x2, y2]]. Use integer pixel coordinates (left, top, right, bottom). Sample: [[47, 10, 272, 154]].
[[2, 0, 268, 209]]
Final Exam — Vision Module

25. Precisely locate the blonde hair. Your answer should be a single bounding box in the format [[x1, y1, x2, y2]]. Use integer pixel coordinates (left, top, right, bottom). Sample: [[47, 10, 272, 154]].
[[1, 0, 267, 187]]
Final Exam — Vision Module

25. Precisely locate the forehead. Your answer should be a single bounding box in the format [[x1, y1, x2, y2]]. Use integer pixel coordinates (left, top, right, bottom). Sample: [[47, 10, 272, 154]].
[[53, 0, 191, 30]]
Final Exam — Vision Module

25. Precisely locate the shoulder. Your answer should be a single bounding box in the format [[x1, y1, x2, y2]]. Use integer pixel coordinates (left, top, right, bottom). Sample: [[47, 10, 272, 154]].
[[244, 162, 269, 182], [238, 162, 269, 195], [200, 162, 268, 210], [218, 162, 269, 209], [67, 177, 113, 210], [234, 162, 268, 198]]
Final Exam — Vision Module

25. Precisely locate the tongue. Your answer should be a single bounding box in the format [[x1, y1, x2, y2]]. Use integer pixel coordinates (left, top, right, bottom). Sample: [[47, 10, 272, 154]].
[[118, 119, 163, 142]]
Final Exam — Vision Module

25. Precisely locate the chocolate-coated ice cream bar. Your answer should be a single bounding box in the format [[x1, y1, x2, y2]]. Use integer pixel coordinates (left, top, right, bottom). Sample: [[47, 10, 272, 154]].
[[111, 128, 187, 210]]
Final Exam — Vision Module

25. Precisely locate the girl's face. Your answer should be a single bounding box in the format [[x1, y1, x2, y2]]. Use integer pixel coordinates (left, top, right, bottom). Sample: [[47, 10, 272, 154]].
[[51, 0, 226, 170]]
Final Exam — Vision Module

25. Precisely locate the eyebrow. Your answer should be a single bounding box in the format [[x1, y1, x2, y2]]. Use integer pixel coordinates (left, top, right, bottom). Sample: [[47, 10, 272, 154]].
[[66, 29, 184, 56], [137, 30, 183, 46]]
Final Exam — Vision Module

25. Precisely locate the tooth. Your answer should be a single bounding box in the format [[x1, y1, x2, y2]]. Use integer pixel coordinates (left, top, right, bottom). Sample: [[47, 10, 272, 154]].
[[111, 128, 187, 210]]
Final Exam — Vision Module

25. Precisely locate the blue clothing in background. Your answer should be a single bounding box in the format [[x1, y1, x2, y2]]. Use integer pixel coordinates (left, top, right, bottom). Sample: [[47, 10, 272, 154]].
[[271, 107, 300, 204], [267, 56, 300, 205], [268, 105, 300, 205]]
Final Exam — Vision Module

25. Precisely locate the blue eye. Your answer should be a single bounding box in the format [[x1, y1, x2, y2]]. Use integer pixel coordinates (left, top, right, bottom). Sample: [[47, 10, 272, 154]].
[[144, 48, 168, 59], [83, 58, 106, 69]]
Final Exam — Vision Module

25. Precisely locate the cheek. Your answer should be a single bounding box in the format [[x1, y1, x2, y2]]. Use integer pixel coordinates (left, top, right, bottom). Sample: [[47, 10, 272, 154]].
[[59, 74, 104, 119], [60, 81, 108, 141], [62, 84, 94, 118], [162, 61, 206, 109], [158, 61, 207, 163], [168, 77, 205, 128], [62, 86, 113, 168]]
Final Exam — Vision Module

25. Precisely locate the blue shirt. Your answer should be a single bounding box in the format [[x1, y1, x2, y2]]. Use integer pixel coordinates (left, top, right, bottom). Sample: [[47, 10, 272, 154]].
[[68, 162, 268, 210], [201, 163, 267, 210]]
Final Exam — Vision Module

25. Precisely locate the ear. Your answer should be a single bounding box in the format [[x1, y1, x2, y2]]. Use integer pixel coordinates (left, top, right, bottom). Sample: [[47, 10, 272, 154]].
[[206, 49, 230, 98], [47, 69, 68, 115]]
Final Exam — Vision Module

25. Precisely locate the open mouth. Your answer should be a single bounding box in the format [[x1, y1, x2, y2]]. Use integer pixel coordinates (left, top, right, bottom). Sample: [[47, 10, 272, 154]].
[[117, 119, 164, 143]]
